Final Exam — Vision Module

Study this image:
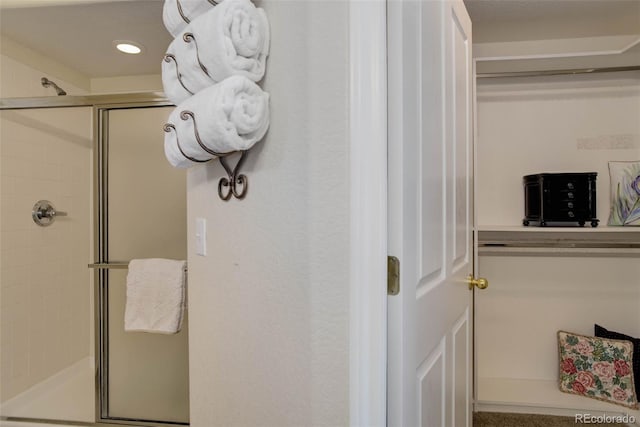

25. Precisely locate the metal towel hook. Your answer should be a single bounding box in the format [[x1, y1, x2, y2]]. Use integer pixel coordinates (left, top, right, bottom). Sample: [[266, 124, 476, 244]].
[[218, 151, 249, 201], [182, 33, 210, 77], [179, 111, 250, 201], [163, 54, 195, 96], [164, 111, 252, 201], [175, 0, 219, 24]]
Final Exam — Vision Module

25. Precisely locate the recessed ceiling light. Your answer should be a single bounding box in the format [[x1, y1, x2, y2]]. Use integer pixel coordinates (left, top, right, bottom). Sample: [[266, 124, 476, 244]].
[[114, 40, 144, 55]]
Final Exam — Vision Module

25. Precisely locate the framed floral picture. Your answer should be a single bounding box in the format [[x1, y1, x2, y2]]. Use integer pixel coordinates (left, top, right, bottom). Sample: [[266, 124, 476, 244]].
[[608, 160, 640, 226]]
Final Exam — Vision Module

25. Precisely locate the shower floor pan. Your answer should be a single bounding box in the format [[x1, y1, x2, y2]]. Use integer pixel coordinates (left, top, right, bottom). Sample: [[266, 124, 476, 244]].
[[1, 357, 94, 424]]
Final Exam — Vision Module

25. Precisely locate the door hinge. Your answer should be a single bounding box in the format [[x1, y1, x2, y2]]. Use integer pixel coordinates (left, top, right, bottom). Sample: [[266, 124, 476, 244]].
[[388, 256, 400, 296]]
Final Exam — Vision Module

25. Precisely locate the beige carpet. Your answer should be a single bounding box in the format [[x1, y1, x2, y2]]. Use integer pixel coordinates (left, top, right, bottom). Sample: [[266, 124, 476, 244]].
[[473, 411, 628, 427]]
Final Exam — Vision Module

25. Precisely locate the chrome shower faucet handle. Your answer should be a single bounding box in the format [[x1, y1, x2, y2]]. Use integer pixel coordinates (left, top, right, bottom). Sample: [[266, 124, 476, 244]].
[[32, 200, 67, 227]]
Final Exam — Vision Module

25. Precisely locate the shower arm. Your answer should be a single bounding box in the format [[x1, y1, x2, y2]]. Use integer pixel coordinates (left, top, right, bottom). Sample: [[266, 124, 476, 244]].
[[41, 77, 67, 96]]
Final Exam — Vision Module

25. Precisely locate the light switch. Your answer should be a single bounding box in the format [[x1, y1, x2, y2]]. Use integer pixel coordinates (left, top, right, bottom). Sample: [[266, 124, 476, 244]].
[[195, 218, 207, 256]]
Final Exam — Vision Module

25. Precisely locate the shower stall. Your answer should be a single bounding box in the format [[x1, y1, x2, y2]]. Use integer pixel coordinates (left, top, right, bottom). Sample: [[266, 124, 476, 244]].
[[0, 94, 189, 426]]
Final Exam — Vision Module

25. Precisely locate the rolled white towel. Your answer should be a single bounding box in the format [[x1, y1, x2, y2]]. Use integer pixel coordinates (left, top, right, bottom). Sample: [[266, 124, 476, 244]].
[[161, 0, 270, 105], [164, 75, 270, 169], [163, 0, 219, 38]]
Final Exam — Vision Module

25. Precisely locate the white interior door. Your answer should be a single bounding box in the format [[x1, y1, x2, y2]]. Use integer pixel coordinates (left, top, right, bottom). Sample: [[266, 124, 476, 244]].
[[387, 1, 474, 426]]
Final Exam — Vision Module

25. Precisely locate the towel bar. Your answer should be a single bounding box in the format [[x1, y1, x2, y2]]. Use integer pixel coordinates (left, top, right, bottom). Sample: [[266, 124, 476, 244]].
[[88, 262, 189, 272], [88, 263, 129, 269]]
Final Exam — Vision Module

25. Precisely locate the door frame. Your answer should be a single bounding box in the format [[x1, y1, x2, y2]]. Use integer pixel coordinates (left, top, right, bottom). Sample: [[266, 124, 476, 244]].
[[348, 1, 388, 426]]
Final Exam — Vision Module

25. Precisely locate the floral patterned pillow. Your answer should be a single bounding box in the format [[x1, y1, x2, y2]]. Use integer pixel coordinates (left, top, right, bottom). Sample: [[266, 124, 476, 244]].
[[595, 324, 640, 397], [558, 331, 638, 409]]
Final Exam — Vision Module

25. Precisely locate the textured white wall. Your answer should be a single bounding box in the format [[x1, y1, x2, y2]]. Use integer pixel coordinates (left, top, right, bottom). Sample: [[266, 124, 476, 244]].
[[186, 1, 351, 426]]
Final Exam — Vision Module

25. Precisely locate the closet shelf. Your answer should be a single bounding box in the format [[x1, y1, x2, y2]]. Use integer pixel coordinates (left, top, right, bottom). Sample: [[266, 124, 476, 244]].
[[476, 377, 640, 417], [477, 227, 640, 257]]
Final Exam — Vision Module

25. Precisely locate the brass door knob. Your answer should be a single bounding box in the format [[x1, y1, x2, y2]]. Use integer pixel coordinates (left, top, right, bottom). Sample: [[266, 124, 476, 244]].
[[467, 275, 488, 290]]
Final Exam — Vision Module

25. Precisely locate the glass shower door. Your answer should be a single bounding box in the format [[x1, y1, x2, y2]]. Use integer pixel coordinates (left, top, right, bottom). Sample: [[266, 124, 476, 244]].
[[98, 105, 189, 424], [0, 106, 95, 423]]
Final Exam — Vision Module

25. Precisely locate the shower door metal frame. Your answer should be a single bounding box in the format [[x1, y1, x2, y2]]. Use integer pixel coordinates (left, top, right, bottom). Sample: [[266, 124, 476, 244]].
[[96, 100, 191, 427], [0, 93, 184, 427]]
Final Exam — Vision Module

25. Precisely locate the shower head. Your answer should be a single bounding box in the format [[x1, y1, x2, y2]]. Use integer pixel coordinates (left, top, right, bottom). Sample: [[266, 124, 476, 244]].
[[41, 77, 67, 96]]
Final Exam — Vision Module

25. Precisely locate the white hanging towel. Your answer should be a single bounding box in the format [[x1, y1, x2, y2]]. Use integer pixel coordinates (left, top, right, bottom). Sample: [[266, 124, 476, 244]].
[[124, 259, 187, 334], [164, 75, 270, 169], [162, 0, 270, 105], [162, 0, 219, 38]]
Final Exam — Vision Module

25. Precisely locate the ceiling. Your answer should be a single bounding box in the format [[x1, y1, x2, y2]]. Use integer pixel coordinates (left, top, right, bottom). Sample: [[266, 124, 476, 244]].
[[465, 0, 640, 43], [0, 0, 638, 79], [0, 0, 171, 78]]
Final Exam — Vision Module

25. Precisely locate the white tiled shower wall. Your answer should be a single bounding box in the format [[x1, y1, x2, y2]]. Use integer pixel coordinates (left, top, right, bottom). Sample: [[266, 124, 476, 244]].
[[0, 45, 94, 403], [0, 106, 93, 402]]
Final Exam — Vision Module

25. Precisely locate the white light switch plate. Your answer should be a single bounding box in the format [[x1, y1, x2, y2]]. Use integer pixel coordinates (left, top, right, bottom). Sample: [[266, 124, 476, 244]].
[[195, 218, 207, 256]]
